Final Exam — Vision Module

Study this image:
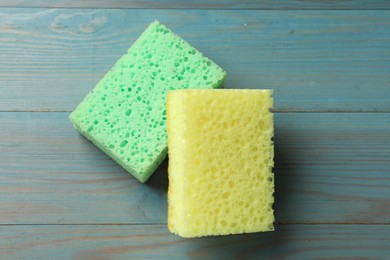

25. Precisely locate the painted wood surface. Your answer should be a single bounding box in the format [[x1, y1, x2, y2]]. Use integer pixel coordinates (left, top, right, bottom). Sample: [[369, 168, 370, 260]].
[[0, 4, 389, 259], [1, 112, 389, 225], [1, 225, 389, 259], [1, 9, 390, 112], [0, 1, 389, 10]]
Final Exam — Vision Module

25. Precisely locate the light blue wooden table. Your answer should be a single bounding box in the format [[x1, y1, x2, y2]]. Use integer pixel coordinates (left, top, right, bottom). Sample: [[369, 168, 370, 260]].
[[1, 1, 389, 259]]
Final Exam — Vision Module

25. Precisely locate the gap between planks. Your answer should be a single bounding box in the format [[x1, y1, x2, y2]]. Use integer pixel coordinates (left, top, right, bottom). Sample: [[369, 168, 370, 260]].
[[0, 223, 389, 226], [0, 3, 389, 10], [0, 7, 389, 11]]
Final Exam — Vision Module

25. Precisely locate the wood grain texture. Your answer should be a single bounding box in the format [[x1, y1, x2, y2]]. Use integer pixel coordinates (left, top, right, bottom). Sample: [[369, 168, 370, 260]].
[[0, 224, 389, 259], [1, 112, 389, 224], [1, 4, 390, 259], [1, 9, 390, 112], [0, 1, 389, 10]]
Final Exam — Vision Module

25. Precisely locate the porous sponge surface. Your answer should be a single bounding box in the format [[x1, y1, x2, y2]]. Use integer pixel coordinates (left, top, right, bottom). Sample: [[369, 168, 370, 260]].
[[167, 89, 274, 237], [69, 21, 226, 183]]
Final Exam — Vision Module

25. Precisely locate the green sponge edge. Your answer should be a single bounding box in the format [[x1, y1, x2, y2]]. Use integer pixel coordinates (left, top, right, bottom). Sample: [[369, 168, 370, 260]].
[[70, 115, 167, 183]]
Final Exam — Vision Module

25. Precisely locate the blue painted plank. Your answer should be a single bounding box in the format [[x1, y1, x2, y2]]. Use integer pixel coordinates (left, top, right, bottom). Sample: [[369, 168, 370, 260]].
[[0, 112, 389, 224], [274, 113, 390, 224], [0, 224, 389, 259], [0, 9, 390, 112], [0, 0, 389, 10]]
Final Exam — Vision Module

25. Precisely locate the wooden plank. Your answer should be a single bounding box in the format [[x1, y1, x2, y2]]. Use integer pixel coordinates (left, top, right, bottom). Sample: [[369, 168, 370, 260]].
[[274, 113, 390, 224], [0, 9, 390, 112], [1, 112, 389, 224], [0, 1, 389, 10], [0, 224, 389, 259]]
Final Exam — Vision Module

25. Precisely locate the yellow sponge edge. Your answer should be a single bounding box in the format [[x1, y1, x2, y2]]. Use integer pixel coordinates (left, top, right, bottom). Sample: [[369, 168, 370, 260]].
[[167, 89, 274, 238]]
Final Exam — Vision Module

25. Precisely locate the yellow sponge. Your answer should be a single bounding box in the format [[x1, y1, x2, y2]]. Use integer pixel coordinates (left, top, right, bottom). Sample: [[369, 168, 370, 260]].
[[167, 89, 274, 237]]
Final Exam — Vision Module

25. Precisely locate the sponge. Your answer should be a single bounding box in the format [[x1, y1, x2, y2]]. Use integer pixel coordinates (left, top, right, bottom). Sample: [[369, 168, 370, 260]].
[[69, 21, 226, 182], [167, 89, 274, 237]]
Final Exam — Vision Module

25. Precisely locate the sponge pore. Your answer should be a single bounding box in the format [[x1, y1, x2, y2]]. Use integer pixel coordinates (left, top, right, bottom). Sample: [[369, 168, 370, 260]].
[[69, 21, 226, 182], [167, 89, 274, 237]]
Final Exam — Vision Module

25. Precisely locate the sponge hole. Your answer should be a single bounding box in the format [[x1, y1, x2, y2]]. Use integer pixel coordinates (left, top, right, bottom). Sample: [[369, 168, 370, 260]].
[[221, 192, 230, 199]]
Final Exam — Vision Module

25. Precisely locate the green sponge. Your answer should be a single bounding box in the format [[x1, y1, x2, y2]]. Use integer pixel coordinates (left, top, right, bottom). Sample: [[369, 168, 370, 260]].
[[69, 20, 226, 182]]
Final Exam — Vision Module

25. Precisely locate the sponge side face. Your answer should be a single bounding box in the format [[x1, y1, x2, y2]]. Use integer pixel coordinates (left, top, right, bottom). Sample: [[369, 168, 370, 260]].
[[69, 21, 226, 182], [167, 89, 274, 237]]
